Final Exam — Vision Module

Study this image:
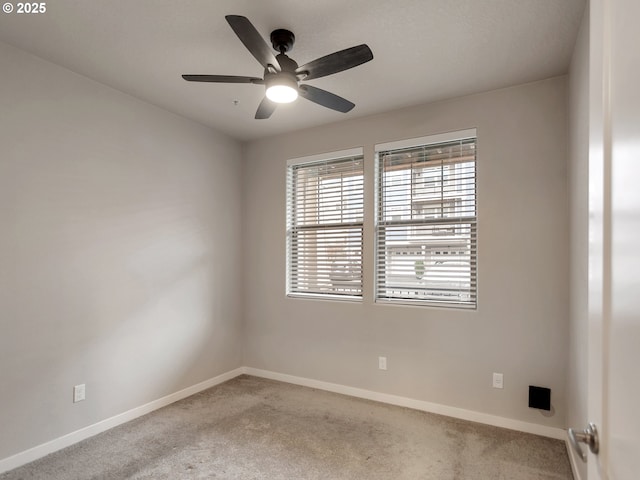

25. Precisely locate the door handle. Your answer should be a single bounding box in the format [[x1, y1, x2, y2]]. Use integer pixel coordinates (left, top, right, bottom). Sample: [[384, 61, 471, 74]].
[[568, 423, 599, 462]]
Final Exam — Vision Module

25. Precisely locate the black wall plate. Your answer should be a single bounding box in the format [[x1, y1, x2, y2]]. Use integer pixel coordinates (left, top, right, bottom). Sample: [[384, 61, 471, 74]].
[[529, 385, 551, 411]]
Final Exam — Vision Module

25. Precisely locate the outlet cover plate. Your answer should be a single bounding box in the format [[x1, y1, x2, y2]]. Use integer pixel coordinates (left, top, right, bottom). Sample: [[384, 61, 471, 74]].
[[73, 384, 86, 403], [378, 356, 387, 370]]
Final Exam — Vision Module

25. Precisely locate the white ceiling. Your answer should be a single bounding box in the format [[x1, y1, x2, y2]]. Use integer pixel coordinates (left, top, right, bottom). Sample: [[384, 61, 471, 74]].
[[0, 0, 585, 141]]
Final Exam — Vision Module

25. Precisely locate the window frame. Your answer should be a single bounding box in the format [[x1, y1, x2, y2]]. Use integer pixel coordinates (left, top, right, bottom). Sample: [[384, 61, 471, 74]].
[[286, 147, 364, 301], [374, 129, 477, 309]]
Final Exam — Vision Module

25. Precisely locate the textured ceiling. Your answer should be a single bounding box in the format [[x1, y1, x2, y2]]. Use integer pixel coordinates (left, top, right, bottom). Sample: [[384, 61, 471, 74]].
[[0, 0, 585, 141]]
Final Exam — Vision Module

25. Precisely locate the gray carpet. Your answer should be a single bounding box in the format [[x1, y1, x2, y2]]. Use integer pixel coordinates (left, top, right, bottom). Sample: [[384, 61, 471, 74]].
[[1, 375, 573, 479]]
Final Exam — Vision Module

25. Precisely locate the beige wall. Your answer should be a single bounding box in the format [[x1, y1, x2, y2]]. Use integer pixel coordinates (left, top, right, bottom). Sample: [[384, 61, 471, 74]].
[[567, 7, 589, 479], [0, 41, 244, 459], [243, 76, 570, 428]]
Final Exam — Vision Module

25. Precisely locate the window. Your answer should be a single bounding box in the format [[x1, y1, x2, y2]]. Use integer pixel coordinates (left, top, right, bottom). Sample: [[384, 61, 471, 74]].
[[375, 130, 477, 308], [287, 149, 364, 299]]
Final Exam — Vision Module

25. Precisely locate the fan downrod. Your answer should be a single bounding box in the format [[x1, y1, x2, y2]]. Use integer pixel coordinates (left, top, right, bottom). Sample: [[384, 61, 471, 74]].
[[270, 29, 295, 53]]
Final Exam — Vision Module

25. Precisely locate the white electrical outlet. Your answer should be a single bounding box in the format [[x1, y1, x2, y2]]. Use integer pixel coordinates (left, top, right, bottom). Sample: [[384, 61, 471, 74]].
[[73, 384, 86, 403], [492, 373, 504, 389], [378, 356, 387, 370]]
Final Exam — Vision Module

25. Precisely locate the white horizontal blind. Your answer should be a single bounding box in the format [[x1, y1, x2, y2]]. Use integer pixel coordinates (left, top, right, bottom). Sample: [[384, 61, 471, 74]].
[[287, 153, 364, 299], [375, 134, 477, 308]]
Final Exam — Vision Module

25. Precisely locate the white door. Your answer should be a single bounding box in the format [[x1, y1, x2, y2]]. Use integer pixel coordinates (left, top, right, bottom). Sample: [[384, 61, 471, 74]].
[[581, 0, 640, 478]]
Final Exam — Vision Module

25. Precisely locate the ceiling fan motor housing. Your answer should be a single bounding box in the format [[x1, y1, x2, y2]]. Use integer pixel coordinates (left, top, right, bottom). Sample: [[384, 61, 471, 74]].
[[264, 53, 299, 92], [275, 53, 298, 73]]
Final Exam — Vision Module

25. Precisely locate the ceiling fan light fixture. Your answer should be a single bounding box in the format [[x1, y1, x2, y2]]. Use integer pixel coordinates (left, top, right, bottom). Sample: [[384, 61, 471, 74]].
[[265, 74, 298, 103]]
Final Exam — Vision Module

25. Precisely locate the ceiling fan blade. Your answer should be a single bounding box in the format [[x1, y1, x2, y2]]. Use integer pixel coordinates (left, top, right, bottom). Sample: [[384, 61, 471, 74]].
[[255, 97, 277, 119], [296, 44, 373, 81], [225, 15, 281, 71], [182, 74, 264, 84], [298, 85, 355, 113]]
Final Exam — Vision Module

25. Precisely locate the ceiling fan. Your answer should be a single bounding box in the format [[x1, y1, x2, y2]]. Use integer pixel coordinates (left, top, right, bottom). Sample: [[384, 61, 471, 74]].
[[182, 15, 374, 119]]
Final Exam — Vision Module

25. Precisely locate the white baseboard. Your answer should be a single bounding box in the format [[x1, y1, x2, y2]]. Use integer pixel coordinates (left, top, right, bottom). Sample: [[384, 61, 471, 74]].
[[565, 437, 584, 480], [1, 365, 568, 475], [243, 367, 567, 440], [0, 367, 245, 474]]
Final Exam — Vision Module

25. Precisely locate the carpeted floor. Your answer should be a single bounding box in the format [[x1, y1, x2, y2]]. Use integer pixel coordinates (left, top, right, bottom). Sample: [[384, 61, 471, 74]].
[[0, 375, 573, 479]]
